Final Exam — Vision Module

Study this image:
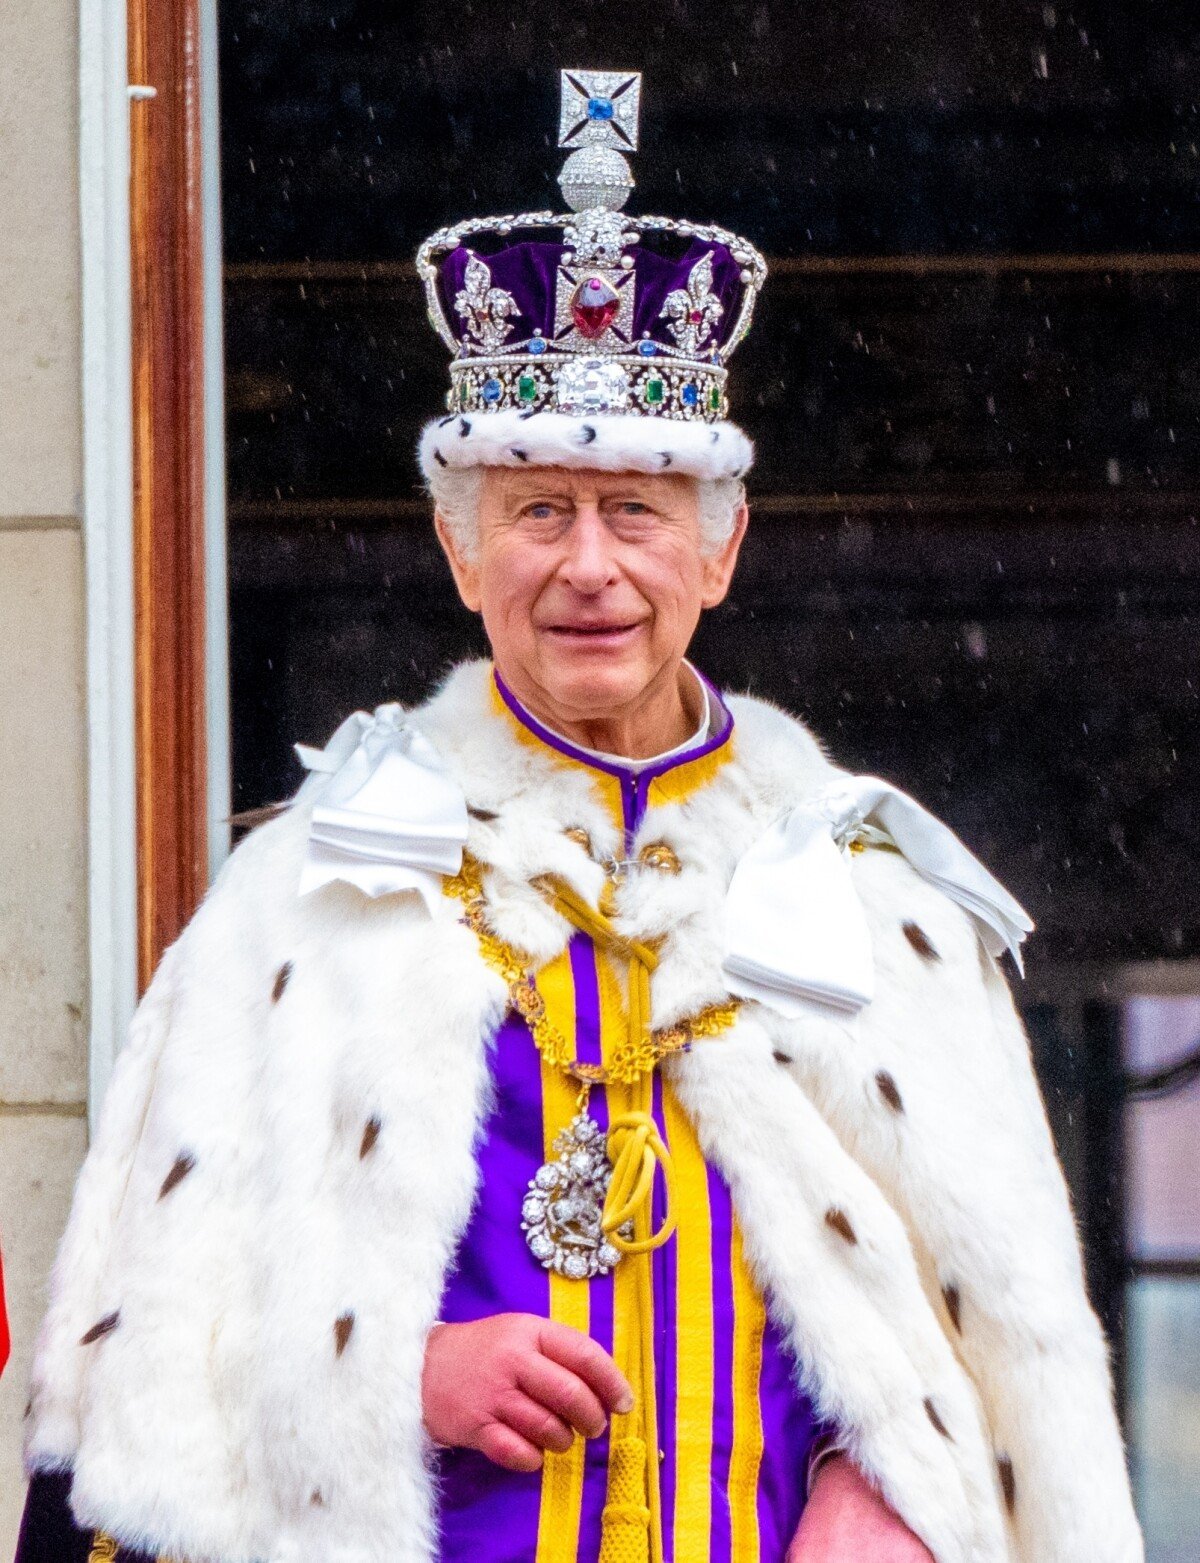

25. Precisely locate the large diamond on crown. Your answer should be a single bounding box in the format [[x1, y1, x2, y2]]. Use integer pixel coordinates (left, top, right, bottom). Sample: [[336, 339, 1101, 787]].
[[556, 358, 630, 415]]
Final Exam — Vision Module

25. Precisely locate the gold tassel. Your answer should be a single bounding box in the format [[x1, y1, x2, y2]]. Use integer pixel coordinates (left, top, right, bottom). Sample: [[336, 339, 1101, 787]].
[[600, 1436, 652, 1563]]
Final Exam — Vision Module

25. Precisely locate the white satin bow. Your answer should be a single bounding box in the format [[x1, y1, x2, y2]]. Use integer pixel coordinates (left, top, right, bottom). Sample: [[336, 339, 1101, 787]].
[[295, 706, 468, 909], [722, 776, 1033, 1018]]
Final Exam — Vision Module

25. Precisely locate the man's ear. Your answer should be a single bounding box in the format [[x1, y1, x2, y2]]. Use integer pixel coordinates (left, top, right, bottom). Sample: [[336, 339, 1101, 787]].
[[434, 510, 483, 613], [699, 499, 749, 609]]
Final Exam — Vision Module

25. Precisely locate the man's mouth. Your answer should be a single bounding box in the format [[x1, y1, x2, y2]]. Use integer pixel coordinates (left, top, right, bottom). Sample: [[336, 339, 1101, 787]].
[[543, 621, 643, 641]]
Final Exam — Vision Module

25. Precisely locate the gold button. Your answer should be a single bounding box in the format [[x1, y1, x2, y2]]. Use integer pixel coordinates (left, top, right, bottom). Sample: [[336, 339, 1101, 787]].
[[639, 842, 682, 875]]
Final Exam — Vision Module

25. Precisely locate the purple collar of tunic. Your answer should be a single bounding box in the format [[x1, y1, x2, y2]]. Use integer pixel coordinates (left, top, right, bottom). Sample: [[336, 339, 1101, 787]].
[[491, 665, 734, 844]]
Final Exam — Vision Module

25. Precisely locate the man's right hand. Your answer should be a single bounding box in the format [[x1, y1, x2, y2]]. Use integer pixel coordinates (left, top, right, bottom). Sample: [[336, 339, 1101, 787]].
[[421, 1313, 634, 1473]]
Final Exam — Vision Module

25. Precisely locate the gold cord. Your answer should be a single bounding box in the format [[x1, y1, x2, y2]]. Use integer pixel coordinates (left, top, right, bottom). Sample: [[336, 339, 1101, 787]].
[[603, 1110, 677, 1255], [600, 1068, 666, 1563]]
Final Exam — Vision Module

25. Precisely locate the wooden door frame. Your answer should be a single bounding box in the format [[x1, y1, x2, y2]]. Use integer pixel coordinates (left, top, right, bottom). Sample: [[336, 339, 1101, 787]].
[[128, 0, 214, 990]]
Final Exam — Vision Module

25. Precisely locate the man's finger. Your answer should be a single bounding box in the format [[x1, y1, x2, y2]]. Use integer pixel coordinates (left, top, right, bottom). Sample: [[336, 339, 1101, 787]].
[[516, 1351, 609, 1438], [496, 1390, 575, 1454], [537, 1319, 633, 1414], [476, 1420, 545, 1473]]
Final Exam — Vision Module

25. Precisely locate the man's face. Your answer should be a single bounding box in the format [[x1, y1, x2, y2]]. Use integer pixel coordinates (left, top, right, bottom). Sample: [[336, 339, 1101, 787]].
[[436, 466, 746, 726]]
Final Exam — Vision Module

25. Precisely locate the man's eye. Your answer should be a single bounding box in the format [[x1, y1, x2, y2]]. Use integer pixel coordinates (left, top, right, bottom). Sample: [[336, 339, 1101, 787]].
[[618, 502, 650, 515], [527, 504, 557, 519]]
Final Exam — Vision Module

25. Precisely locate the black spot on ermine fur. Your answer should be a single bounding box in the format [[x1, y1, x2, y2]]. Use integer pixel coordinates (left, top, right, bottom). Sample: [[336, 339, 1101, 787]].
[[902, 921, 940, 961], [360, 1117, 382, 1158], [80, 1311, 120, 1345], [997, 1455, 1017, 1514], [825, 1208, 857, 1245], [924, 1397, 952, 1439], [158, 1152, 196, 1200], [334, 1312, 355, 1356], [875, 1070, 904, 1113], [943, 1283, 963, 1333], [773, 1050, 793, 1065], [272, 962, 293, 1003]]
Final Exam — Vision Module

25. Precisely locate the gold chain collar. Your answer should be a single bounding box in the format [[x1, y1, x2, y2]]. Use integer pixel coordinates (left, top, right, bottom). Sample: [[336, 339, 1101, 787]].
[[443, 851, 739, 1086]]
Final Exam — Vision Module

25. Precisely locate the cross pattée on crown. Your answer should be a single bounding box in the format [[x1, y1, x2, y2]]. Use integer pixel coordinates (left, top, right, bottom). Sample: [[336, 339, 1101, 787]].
[[558, 69, 642, 152]]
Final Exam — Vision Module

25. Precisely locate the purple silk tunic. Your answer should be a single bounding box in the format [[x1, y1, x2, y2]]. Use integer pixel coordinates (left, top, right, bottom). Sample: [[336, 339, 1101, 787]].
[[436, 674, 823, 1563]]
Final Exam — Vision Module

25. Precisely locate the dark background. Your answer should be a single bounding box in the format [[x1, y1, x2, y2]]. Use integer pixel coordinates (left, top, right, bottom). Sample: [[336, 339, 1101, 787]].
[[219, 0, 1200, 1389]]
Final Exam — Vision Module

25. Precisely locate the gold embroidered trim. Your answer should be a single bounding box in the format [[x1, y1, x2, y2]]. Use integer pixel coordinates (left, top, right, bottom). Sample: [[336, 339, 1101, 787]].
[[444, 853, 739, 1085], [88, 1536, 119, 1563]]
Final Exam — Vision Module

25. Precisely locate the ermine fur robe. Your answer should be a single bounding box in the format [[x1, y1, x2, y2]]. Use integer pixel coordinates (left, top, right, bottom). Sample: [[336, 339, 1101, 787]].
[[22, 660, 1142, 1563]]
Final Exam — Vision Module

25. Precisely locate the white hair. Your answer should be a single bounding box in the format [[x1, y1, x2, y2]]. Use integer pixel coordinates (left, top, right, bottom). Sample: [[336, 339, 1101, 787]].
[[428, 466, 745, 559]]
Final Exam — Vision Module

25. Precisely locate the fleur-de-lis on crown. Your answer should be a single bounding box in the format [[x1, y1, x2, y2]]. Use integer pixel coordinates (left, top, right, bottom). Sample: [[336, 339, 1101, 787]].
[[660, 250, 723, 357], [454, 251, 519, 353]]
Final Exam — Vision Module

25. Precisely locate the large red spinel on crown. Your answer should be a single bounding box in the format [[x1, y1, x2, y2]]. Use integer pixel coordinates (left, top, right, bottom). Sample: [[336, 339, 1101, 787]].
[[570, 275, 620, 339]]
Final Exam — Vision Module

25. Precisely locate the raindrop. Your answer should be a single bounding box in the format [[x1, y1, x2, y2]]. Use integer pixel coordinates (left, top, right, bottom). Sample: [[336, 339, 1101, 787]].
[[963, 623, 988, 660]]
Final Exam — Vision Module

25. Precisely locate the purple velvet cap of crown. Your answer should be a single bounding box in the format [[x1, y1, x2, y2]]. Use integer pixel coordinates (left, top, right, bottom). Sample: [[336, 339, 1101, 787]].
[[439, 236, 743, 354]]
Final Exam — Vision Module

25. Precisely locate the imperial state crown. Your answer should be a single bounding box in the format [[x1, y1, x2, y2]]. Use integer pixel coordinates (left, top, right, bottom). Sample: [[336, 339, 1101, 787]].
[[416, 69, 765, 483]]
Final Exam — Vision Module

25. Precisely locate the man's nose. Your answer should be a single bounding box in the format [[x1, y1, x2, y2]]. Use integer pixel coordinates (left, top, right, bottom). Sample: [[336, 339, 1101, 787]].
[[559, 505, 619, 592]]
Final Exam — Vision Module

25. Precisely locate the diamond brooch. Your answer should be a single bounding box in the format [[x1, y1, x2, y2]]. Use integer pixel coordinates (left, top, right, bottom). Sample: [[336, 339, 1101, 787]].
[[521, 1112, 628, 1279]]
